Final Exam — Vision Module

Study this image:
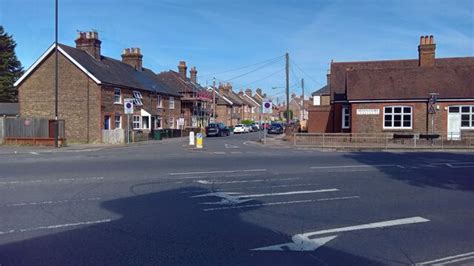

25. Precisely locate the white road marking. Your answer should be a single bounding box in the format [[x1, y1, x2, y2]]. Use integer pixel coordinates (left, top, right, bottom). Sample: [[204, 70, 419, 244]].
[[3, 197, 101, 207], [310, 164, 398, 169], [179, 183, 318, 194], [213, 152, 226, 155], [169, 169, 267, 176], [29, 152, 39, 155], [203, 196, 359, 211], [253, 216, 429, 251], [446, 163, 474, 168], [230, 151, 243, 154], [0, 176, 104, 185], [416, 251, 474, 265], [0, 219, 112, 235], [195, 177, 301, 185], [241, 189, 339, 198], [225, 144, 240, 149]]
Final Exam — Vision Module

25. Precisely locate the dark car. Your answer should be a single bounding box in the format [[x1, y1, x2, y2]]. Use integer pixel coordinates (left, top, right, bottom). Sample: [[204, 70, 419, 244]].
[[205, 123, 230, 137], [268, 123, 284, 134]]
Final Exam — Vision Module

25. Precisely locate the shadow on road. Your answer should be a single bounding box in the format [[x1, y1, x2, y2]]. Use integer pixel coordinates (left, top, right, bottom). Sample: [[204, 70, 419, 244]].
[[343, 152, 474, 191], [0, 185, 382, 265]]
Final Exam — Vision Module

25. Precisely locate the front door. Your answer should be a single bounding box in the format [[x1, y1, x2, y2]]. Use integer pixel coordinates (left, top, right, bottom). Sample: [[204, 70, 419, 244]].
[[447, 113, 461, 140], [104, 115, 111, 130]]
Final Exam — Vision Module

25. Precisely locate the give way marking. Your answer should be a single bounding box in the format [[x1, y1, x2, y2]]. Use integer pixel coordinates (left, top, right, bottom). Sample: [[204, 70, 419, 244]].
[[252, 216, 429, 251]]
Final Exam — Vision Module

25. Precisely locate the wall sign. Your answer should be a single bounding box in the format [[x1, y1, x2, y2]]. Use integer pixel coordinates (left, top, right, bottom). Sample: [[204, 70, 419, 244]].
[[356, 109, 380, 115]]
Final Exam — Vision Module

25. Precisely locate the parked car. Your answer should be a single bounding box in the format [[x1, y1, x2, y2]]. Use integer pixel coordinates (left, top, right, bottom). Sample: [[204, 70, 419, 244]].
[[244, 124, 251, 133], [251, 124, 259, 132], [233, 124, 246, 134], [268, 123, 284, 134], [206, 123, 230, 137]]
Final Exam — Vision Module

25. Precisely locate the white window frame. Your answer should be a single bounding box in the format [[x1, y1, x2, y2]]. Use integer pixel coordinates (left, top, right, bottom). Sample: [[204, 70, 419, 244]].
[[142, 116, 150, 130], [133, 90, 143, 106], [383, 106, 413, 129], [114, 115, 121, 129], [114, 88, 122, 104], [451, 105, 474, 129], [169, 96, 175, 109], [342, 106, 350, 129], [132, 115, 141, 130], [157, 95, 163, 108], [154, 116, 163, 129]]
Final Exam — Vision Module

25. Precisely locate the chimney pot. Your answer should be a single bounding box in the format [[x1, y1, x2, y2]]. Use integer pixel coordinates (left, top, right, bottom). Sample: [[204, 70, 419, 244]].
[[190, 66, 197, 83], [121, 47, 143, 71], [75, 31, 101, 60], [418, 34, 436, 67], [178, 61, 187, 79]]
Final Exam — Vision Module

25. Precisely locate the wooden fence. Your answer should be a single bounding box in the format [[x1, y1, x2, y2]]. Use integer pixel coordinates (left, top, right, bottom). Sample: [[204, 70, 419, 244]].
[[1, 117, 65, 145]]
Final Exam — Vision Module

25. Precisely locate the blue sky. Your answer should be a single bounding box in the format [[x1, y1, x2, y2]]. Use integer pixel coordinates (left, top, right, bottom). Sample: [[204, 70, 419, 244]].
[[1, 0, 473, 99]]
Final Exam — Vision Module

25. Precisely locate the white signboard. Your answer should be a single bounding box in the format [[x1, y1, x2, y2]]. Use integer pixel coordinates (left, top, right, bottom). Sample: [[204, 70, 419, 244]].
[[178, 118, 185, 126], [124, 98, 134, 114], [356, 109, 380, 115]]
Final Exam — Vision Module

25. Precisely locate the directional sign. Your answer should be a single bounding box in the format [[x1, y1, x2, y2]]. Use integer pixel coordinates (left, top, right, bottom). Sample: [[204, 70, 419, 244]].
[[252, 216, 429, 251], [124, 98, 134, 114]]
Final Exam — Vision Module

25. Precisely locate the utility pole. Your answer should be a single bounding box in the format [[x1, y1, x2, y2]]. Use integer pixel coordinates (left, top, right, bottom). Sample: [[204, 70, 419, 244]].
[[301, 78, 305, 121], [285, 52, 290, 124], [54, 0, 59, 148], [212, 77, 216, 122]]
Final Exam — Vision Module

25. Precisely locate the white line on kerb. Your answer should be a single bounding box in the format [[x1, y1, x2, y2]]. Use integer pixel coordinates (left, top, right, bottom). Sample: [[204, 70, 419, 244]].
[[0, 219, 112, 235], [416, 251, 474, 265], [310, 164, 398, 169], [4, 197, 101, 207], [203, 196, 359, 211], [169, 169, 267, 176]]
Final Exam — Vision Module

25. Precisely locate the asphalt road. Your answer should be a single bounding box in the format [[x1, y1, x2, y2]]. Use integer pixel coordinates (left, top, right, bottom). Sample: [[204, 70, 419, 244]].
[[0, 132, 473, 265]]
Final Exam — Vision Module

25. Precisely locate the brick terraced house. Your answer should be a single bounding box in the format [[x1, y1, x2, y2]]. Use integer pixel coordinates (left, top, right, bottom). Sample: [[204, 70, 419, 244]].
[[308, 35, 474, 139], [14, 31, 181, 143], [156, 62, 212, 128]]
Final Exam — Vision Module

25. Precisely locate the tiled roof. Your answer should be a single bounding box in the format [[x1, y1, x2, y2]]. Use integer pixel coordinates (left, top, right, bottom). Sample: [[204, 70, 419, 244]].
[[346, 64, 474, 101], [330, 57, 474, 101], [156, 71, 210, 98], [58, 44, 180, 96], [221, 90, 244, 106], [312, 85, 329, 96], [0, 103, 19, 116]]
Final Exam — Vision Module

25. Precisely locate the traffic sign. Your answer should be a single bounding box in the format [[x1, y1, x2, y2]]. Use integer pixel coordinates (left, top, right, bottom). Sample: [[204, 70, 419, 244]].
[[262, 99, 272, 114], [124, 98, 134, 114]]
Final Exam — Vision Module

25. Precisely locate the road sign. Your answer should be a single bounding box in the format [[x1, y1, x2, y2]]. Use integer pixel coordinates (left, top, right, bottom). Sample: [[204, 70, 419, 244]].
[[262, 99, 272, 114], [124, 98, 134, 114], [196, 133, 203, 149]]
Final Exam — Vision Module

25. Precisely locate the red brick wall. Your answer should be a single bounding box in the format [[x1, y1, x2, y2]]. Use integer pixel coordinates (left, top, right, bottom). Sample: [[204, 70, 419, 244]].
[[307, 106, 333, 133], [18, 52, 101, 143], [350, 101, 474, 135]]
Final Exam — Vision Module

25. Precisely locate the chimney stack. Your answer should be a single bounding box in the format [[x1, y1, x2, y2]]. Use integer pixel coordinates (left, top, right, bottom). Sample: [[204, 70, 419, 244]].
[[121, 47, 143, 71], [256, 88, 263, 97], [245, 89, 252, 96], [178, 61, 187, 79], [190, 66, 197, 83], [418, 35, 436, 67], [75, 31, 101, 60]]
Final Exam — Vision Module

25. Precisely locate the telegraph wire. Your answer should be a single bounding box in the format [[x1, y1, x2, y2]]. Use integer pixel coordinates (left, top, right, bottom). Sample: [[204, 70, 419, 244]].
[[289, 58, 324, 86], [199, 55, 285, 78]]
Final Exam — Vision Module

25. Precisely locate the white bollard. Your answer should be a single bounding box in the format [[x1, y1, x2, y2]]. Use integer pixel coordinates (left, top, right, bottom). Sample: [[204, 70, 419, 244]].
[[189, 131, 195, 146]]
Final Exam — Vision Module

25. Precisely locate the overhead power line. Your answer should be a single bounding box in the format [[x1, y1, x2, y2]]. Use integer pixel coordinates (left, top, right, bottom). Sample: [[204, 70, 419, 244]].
[[199, 55, 285, 78], [290, 59, 324, 86], [238, 68, 285, 88], [222, 57, 284, 83]]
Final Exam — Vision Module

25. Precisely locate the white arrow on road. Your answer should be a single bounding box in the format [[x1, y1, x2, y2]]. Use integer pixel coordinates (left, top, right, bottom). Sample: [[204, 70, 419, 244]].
[[252, 216, 430, 252]]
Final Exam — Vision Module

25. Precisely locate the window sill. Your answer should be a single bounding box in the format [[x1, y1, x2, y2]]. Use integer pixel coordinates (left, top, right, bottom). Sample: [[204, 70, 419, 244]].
[[114, 102, 122, 105]]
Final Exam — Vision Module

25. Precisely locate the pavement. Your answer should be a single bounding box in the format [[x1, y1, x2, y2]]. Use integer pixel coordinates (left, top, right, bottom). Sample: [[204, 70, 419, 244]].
[[0, 132, 473, 265]]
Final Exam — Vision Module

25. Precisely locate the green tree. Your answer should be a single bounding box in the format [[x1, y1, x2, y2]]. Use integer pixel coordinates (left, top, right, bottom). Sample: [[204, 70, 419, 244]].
[[0, 26, 23, 102]]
